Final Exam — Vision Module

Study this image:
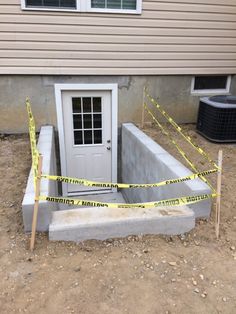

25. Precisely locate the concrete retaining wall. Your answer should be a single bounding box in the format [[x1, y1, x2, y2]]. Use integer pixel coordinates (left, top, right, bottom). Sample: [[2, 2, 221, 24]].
[[22, 126, 58, 232], [121, 123, 212, 218]]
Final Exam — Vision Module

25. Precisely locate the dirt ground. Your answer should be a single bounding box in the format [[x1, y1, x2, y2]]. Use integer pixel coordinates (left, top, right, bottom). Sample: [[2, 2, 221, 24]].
[[0, 124, 235, 314]]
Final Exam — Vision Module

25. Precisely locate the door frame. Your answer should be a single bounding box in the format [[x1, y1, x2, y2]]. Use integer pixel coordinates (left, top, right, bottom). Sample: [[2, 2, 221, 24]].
[[54, 83, 118, 196]]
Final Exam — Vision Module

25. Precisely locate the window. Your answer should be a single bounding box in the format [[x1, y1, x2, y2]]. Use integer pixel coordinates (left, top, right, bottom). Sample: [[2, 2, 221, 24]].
[[21, 0, 142, 13], [191, 75, 231, 95], [25, 0, 76, 9], [91, 0, 137, 10]]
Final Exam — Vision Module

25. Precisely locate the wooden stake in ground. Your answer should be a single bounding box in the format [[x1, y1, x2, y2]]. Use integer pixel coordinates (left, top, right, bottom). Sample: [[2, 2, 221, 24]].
[[141, 88, 145, 128], [30, 154, 43, 251], [216, 150, 223, 239]]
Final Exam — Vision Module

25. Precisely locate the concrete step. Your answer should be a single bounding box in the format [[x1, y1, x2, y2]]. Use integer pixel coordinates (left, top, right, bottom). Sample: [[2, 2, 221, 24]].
[[49, 205, 195, 242]]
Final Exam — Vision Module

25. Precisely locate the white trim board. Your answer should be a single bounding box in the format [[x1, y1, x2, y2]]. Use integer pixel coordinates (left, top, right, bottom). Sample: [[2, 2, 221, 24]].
[[54, 83, 118, 197]]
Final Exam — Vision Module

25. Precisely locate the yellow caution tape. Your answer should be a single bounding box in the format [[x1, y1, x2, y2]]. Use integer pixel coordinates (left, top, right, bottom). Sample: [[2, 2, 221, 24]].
[[144, 104, 215, 192], [26, 98, 39, 180], [144, 89, 219, 170], [41, 168, 217, 189], [26, 96, 217, 209], [39, 193, 216, 208], [26, 96, 217, 214]]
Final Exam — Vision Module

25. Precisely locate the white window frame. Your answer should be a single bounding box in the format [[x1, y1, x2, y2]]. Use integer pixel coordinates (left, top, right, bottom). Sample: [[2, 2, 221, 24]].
[[87, 0, 142, 14], [21, 0, 80, 12], [21, 0, 142, 14], [191, 75, 231, 96]]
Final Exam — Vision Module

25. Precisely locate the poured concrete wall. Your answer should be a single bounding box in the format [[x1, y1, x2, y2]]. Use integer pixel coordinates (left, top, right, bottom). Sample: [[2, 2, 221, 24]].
[[121, 123, 212, 218], [22, 126, 58, 232], [1, 74, 236, 133]]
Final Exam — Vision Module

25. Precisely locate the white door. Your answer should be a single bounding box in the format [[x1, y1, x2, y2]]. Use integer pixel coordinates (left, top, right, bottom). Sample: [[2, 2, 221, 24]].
[[62, 90, 112, 195]]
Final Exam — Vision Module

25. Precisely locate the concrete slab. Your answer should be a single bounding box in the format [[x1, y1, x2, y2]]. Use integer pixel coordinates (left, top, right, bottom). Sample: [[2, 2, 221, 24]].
[[49, 205, 195, 242]]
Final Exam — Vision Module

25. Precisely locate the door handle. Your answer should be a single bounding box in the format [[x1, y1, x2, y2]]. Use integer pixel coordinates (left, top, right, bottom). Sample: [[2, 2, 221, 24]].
[[107, 146, 111, 150]]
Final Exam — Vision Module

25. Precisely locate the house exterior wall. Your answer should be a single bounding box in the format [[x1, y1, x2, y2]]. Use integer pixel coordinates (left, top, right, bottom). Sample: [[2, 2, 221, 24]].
[[0, 0, 236, 75], [1, 74, 236, 133]]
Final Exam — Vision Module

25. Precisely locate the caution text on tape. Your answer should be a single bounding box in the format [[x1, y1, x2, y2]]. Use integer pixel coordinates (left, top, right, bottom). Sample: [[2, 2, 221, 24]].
[[144, 103, 215, 192], [41, 168, 217, 189], [39, 193, 216, 209]]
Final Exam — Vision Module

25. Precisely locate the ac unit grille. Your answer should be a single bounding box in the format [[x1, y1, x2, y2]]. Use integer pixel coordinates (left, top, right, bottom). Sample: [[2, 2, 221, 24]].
[[197, 97, 236, 142]]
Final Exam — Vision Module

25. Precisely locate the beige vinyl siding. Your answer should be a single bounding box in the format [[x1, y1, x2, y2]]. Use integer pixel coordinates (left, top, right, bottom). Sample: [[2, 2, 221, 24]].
[[0, 0, 236, 75]]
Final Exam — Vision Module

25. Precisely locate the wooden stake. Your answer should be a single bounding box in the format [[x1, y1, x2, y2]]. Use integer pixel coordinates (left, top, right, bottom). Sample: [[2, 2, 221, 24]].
[[215, 150, 223, 240], [141, 88, 145, 128], [30, 154, 43, 251]]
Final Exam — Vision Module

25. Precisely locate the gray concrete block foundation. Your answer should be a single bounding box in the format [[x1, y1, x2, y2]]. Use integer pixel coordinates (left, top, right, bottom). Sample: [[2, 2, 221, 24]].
[[22, 126, 58, 232], [121, 123, 212, 218]]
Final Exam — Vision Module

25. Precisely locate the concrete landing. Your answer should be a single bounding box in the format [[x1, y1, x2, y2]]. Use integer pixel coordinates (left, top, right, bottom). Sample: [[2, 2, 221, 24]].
[[49, 205, 195, 242], [58, 192, 126, 210]]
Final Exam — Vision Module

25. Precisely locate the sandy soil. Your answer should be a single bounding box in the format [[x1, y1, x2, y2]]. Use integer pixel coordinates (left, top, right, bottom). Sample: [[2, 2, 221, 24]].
[[0, 125, 235, 314]]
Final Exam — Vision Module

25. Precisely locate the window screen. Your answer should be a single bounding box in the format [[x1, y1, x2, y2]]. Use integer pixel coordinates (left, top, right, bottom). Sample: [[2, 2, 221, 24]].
[[194, 76, 228, 90], [26, 0, 76, 8], [91, 0, 137, 10]]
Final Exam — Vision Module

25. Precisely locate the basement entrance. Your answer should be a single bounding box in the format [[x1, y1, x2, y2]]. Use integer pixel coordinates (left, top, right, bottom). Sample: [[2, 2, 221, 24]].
[[55, 84, 118, 196]]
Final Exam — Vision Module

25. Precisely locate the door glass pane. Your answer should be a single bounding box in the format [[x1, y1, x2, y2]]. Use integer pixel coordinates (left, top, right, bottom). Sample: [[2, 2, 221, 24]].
[[72, 98, 81, 113], [72, 96, 103, 145], [93, 97, 102, 112], [73, 115, 82, 129], [74, 131, 83, 145], [93, 114, 102, 129], [83, 98, 92, 113], [83, 114, 92, 129], [84, 131, 93, 144], [94, 130, 102, 144]]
